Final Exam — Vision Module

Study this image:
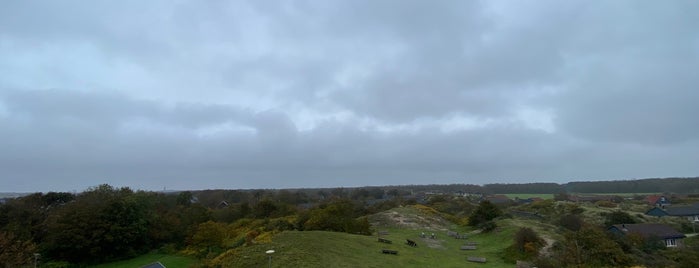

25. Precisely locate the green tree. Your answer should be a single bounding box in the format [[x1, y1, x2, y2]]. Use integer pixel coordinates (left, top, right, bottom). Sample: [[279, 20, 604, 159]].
[[304, 199, 371, 235], [551, 225, 632, 267], [0, 231, 37, 268], [559, 214, 583, 231], [190, 221, 227, 254], [504, 227, 546, 263], [468, 200, 501, 227], [603, 211, 636, 226], [42, 185, 153, 263]]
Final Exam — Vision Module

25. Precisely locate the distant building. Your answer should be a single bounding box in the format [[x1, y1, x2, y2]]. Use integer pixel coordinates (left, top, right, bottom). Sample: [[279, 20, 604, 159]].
[[645, 203, 699, 222], [514, 197, 543, 205], [217, 201, 230, 209], [646, 195, 671, 208], [608, 223, 686, 248]]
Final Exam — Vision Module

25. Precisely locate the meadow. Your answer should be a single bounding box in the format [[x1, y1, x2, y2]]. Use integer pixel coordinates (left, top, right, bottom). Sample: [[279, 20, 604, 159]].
[[92, 253, 196, 268]]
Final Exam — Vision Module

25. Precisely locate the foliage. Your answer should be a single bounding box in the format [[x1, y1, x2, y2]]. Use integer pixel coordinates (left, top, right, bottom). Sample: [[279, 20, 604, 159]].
[[427, 195, 474, 216], [602, 211, 636, 226], [478, 221, 498, 233], [503, 227, 546, 263], [468, 200, 501, 227], [543, 225, 632, 267], [553, 192, 569, 201], [303, 199, 371, 235], [558, 214, 583, 231], [595, 200, 617, 208], [42, 185, 155, 263], [565, 177, 699, 193], [190, 221, 227, 254], [483, 183, 563, 194], [0, 231, 37, 268]]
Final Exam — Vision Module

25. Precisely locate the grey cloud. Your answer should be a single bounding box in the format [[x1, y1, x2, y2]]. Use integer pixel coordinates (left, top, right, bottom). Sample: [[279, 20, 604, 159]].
[[551, 1, 699, 145], [1, 1, 699, 191]]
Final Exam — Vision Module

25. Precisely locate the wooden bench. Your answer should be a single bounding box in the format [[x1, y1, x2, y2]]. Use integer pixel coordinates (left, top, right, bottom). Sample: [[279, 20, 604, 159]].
[[378, 230, 389, 236], [460, 245, 477, 250], [467, 256, 487, 263], [381, 249, 398, 255], [406, 239, 418, 247], [455, 234, 468, 239], [378, 238, 392, 244], [465, 241, 479, 246]]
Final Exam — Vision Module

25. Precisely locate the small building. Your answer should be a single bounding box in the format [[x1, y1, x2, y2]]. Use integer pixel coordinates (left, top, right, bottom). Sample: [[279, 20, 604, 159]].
[[608, 223, 686, 248], [646, 195, 671, 208], [645, 203, 699, 222], [665, 204, 699, 222], [514, 197, 543, 205], [645, 207, 669, 217], [217, 200, 230, 209]]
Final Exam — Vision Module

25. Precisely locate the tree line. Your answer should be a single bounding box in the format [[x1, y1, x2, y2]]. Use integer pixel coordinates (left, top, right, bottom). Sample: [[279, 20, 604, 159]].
[[0, 184, 385, 266]]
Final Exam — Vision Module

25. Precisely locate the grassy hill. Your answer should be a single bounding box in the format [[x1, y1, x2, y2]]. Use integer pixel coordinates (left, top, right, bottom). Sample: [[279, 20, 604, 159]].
[[92, 253, 196, 268], [218, 229, 517, 268], [215, 206, 517, 267]]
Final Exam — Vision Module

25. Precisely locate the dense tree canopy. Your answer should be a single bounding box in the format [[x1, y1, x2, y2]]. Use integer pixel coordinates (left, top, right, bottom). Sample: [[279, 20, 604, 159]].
[[468, 200, 501, 227]]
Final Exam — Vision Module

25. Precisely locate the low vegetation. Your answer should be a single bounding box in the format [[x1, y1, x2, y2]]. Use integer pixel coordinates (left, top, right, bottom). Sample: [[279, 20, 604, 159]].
[[1, 177, 698, 267]]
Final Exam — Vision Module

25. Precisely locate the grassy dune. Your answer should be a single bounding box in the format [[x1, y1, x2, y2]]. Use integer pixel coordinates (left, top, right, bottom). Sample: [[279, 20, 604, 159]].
[[221, 229, 516, 268]]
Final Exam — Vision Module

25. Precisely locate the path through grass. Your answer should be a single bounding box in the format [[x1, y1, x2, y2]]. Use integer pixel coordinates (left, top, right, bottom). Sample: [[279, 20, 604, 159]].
[[92, 253, 196, 268]]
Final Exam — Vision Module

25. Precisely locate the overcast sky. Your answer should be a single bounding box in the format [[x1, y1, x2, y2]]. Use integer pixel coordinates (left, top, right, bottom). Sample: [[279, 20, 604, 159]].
[[1, 1, 698, 192]]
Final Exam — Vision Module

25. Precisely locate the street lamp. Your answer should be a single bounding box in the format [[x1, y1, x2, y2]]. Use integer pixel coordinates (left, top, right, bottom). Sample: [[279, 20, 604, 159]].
[[265, 249, 275, 268]]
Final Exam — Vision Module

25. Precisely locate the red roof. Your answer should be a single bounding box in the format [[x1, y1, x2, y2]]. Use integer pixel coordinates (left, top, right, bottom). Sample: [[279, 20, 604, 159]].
[[646, 195, 661, 204]]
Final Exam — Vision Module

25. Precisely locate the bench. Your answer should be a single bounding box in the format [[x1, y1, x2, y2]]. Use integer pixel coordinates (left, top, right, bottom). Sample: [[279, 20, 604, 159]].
[[378, 238, 392, 244], [381, 249, 398, 255], [465, 242, 479, 246], [455, 234, 468, 239], [460, 245, 477, 250], [406, 239, 418, 247], [378, 230, 389, 236], [467, 256, 487, 263]]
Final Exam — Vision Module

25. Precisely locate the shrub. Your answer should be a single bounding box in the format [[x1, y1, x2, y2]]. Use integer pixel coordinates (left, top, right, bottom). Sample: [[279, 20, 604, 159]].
[[603, 211, 636, 226], [596, 200, 617, 208], [559, 214, 583, 231], [468, 201, 501, 227], [478, 221, 498, 233]]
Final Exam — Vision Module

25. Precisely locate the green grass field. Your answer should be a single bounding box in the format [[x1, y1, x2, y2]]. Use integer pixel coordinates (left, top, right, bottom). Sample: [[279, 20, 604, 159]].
[[218, 218, 519, 268], [92, 253, 196, 268], [214, 205, 528, 267]]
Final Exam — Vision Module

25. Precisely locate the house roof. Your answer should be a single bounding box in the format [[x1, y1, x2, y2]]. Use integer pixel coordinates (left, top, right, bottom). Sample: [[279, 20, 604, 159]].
[[609, 224, 686, 240], [646, 195, 670, 205], [665, 204, 699, 216], [141, 262, 166, 268], [645, 207, 669, 217]]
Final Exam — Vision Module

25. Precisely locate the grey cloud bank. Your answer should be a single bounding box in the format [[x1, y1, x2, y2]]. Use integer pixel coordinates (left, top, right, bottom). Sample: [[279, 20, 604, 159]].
[[1, 1, 698, 192]]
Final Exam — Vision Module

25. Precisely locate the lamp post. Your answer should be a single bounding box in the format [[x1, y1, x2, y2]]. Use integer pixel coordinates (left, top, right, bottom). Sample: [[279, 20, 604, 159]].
[[33, 253, 40, 268], [265, 249, 275, 268]]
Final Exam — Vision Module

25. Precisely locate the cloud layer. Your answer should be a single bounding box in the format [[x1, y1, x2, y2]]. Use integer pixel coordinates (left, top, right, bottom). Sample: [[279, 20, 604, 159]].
[[1, 1, 698, 191]]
